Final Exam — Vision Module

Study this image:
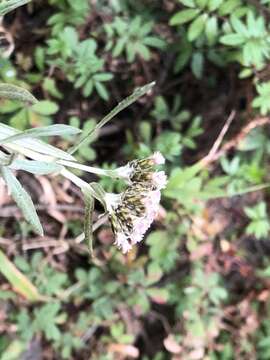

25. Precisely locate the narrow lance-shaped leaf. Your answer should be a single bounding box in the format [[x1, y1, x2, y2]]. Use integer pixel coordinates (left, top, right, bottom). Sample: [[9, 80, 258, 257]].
[[0, 0, 30, 16], [10, 159, 63, 175], [82, 189, 95, 257], [170, 9, 200, 26], [88, 182, 107, 207], [1, 166, 43, 236], [0, 124, 81, 145], [0, 123, 76, 161], [0, 83, 37, 104], [0, 149, 16, 166], [68, 81, 156, 154], [0, 249, 45, 302]]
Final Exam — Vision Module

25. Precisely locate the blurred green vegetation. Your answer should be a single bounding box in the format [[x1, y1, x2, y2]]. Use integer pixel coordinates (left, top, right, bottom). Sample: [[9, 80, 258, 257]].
[[2, 0, 270, 359]]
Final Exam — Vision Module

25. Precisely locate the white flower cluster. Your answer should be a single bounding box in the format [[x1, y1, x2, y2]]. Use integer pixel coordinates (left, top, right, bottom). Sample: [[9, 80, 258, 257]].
[[104, 152, 167, 253]]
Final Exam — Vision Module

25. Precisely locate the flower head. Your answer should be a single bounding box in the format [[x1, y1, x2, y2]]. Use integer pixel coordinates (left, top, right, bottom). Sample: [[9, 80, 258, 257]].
[[103, 152, 167, 253], [116, 151, 167, 190], [152, 151, 165, 165], [104, 183, 162, 253], [151, 170, 167, 190]]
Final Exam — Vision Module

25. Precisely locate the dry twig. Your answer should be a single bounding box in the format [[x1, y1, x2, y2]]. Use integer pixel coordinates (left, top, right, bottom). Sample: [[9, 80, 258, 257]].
[[201, 115, 270, 167]]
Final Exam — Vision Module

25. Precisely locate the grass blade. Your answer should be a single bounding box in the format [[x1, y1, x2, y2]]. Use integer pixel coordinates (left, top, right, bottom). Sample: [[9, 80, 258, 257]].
[[0, 249, 44, 302], [68, 81, 155, 154]]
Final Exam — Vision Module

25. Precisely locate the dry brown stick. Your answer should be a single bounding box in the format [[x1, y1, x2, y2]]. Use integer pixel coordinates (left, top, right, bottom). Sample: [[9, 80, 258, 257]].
[[200, 110, 236, 166], [22, 238, 67, 251], [201, 115, 270, 167], [214, 116, 270, 161], [0, 204, 85, 218], [21, 215, 109, 251]]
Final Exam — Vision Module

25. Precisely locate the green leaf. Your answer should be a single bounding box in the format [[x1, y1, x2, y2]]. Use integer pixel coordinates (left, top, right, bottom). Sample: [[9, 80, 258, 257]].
[[9, 138, 75, 161], [0, 123, 76, 161], [188, 14, 207, 41], [0, 150, 15, 166], [0, 0, 30, 16], [112, 38, 125, 57], [9, 109, 29, 130], [191, 52, 204, 79], [33, 303, 62, 341], [43, 77, 63, 99], [146, 231, 168, 258], [154, 131, 182, 160], [219, 0, 241, 16], [95, 81, 109, 101], [88, 182, 107, 207], [239, 68, 253, 79], [31, 100, 59, 115], [82, 80, 94, 97], [0, 340, 25, 360], [0, 124, 81, 144], [82, 189, 95, 257], [243, 41, 263, 68], [170, 9, 200, 26], [205, 16, 218, 45], [230, 14, 248, 36], [208, 0, 223, 11], [35, 46, 45, 71], [164, 163, 205, 206], [10, 159, 63, 175], [180, 0, 196, 7], [69, 81, 155, 154], [174, 40, 192, 72], [146, 287, 169, 303], [246, 220, 270, 239], [220, 33, 245, 45], [252, 82, 270, 115], [143, 36, 166, 49], [0, 100, 22, 114], [0, 249, 44, 302], [136, 43, 151, 60], [0, 167, 43, 235], [93, 73, 113, 82], [195, 0, 207, 9], [146, 263, 163, 285], [126, 42, 136, 62], [0, 83, 37, 105]]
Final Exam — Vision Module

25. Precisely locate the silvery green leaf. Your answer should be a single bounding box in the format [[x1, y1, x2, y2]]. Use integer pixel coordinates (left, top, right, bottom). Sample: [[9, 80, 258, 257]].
[[69, 81, 155, 154], [82, 188, 95, 257], [0, 149, 15, 166], [0, 0, 30, 16], [6, 140, 76, 161], [0, 167, 43, 236], [0, 83, 37, 105], [0, 123, 76, 161], [88, 182, 107, 207], [0, 124, 81, 144], [10, 159, 63, 175]]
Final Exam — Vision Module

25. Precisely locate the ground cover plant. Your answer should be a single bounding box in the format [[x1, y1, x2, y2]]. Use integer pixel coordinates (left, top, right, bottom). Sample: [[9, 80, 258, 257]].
[[2, 0, 270, 359]]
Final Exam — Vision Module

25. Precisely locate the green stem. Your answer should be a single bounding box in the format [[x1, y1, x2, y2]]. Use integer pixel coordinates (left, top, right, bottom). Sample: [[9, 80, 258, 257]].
[[68, 82, 155, 155], [57, 159, 118, 178], [60, 168, 93, 192]]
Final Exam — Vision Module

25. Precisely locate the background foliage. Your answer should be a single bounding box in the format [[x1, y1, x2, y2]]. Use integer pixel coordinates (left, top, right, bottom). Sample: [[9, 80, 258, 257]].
[[1, 0, 270, 359]]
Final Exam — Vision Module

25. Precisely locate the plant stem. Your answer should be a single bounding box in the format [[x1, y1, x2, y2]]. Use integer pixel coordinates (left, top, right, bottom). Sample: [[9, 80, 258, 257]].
[[57, 159, 116, 177]]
